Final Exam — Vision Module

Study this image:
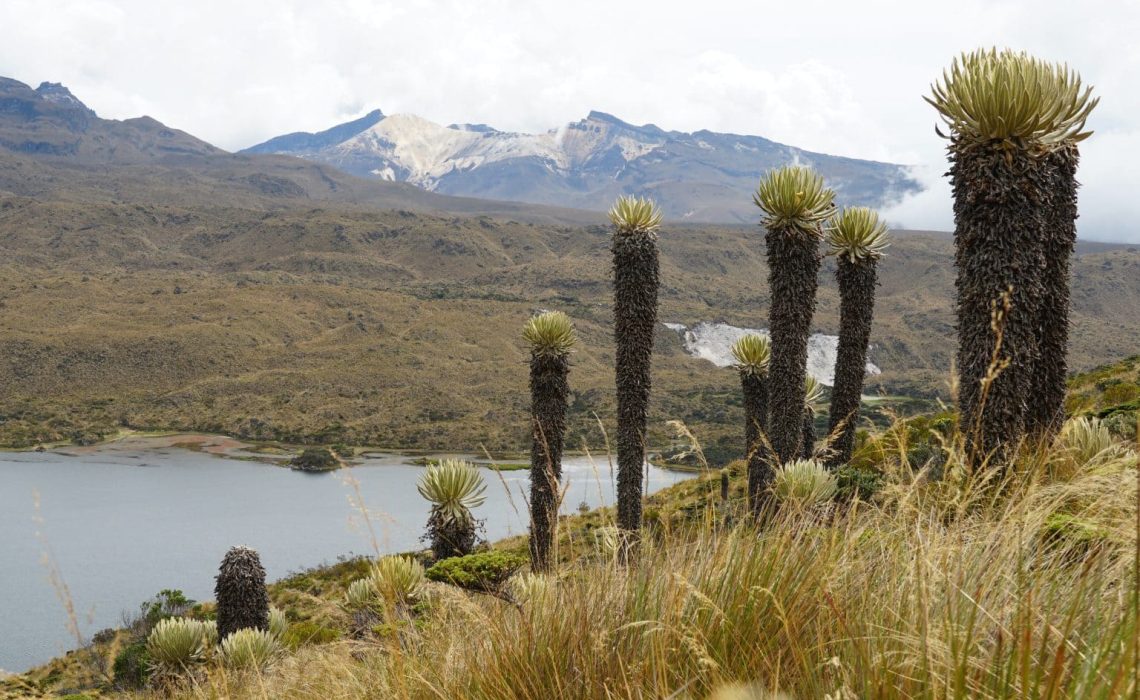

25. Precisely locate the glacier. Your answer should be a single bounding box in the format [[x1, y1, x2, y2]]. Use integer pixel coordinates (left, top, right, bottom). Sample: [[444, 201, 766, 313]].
[[664, 321, 881, 387]]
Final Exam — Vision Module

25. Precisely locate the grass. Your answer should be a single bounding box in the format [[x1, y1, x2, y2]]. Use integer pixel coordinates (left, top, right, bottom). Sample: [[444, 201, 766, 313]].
[[163, 445, 1138, 698]]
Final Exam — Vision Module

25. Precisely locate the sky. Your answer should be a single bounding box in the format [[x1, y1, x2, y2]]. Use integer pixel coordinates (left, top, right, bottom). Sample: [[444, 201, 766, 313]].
[[1, 0, 1138, 242]]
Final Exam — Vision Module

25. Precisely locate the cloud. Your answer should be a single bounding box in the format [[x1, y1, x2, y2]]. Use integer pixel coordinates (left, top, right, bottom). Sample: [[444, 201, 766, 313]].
[[880, 163, 953, 233], [0, 0, 1136, 242]]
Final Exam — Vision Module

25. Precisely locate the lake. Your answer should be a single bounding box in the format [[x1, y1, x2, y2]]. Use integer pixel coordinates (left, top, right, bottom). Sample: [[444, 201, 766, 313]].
[[0, 438, 693, 673]]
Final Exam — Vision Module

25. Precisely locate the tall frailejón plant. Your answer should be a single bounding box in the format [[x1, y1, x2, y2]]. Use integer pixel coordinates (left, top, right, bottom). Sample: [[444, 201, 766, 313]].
[[731, 333, 771, 515], [215, 546, 270, 641], [523, 311, 576, 573], [801, 375, 825, 460], [754, 166, 835, 465], [825, 207, 889, 467], [610, 195, 662, 545], [1026, 138, 1086, 436], [927, 48, 1096, 466], [417, 458, 487, 560]]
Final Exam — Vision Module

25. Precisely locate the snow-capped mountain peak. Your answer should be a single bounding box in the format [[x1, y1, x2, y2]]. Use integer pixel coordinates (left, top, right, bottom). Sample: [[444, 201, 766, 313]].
[[244, 109, 920, 221]]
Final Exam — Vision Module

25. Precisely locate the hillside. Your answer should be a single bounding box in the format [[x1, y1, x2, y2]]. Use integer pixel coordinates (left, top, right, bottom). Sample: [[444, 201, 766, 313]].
[[243, 109, 920, 222], [2, 195, 1139, 458], [2, 77, 1139, 458]]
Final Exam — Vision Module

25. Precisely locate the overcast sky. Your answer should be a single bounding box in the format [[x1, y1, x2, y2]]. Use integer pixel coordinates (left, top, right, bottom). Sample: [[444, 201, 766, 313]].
[[2, 0, 1137, 241]]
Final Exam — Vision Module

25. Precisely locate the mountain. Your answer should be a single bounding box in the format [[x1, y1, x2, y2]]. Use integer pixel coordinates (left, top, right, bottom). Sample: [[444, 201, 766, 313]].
[[243, 110, 921, 222], [244, 108, 386, 154], [0, 77, 604, 226], [0, 77, 221, 162]]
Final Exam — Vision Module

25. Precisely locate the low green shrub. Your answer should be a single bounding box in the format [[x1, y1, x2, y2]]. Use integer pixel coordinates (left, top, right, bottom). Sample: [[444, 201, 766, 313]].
[[112, 641, 151, 689], [836, 465, 884, 501], [290, 447, 340, 471], [425, 550, 528, 592]]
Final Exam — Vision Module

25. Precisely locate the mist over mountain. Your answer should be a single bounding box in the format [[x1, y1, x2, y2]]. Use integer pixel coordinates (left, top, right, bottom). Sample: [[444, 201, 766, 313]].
[[243, 109, 921, 222]]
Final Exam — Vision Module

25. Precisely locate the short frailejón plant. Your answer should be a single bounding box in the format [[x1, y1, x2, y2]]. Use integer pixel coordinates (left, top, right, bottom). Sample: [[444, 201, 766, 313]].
[[268, 606, 288, 639], [609, 195, 662, 550], [145, 617, 210, 675], [1055, 416, 1131, 475], [417, 458, 487, 559], [927, 48, 1097, 466], [218, 628, 282, 670], [214, 546, 270, 641], [730, 333, 771, 515], [524, 310, 576, 573], [771, 458, 838, 508], [801, 375, 826, 460], [825, 207, 888, 468], [754, 166, 835, 465], [344, 577, 377, 611], [371, 555, 426, 604]]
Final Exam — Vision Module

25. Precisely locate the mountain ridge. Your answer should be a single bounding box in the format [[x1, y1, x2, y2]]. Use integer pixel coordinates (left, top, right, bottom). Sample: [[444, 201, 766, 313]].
[[243, 107, 921, 222]]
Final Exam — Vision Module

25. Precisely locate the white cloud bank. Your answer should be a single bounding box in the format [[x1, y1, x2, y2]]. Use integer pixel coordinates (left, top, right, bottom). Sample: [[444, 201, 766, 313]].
[[0, 0, 1136, 242]]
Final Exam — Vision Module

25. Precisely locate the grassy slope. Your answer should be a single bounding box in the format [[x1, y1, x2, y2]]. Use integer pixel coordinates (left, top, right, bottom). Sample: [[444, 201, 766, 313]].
[[6, 391, 1136, 699]]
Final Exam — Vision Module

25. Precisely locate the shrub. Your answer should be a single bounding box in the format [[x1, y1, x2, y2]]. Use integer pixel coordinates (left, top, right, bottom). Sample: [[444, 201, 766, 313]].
[[371, 555, 426, 603], [135, 589, 195, 633], [145, 618, 210, 674], [1101, 410, 1138, 441], [290, 447, 340, 471], [771, 459, 838, 507], [112, 641, 151, 689], [425, 550, 528, 592], [836, 465, 884, 501], [219, 628, 282, 670]]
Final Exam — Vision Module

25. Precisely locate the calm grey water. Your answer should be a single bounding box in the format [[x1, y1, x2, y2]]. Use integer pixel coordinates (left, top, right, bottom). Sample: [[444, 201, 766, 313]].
[[0, 442, 691, 673]]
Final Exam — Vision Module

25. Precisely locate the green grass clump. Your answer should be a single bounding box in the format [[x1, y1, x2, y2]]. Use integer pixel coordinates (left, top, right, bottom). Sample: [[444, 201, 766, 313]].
[[280, 621, 341, 651]]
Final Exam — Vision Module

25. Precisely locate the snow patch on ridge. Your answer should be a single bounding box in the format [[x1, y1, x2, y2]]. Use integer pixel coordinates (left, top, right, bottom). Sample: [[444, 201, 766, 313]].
[[332, 112, 662, 189], [665, 321, 881, 387]]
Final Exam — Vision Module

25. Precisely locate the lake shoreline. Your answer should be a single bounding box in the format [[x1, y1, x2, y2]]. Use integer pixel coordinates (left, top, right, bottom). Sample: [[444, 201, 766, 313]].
[[3, 430, 705, 473]]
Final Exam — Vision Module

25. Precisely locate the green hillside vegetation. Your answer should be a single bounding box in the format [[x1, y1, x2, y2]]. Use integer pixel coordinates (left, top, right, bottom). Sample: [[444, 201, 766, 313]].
[[1066, 355, 1140, 440]]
